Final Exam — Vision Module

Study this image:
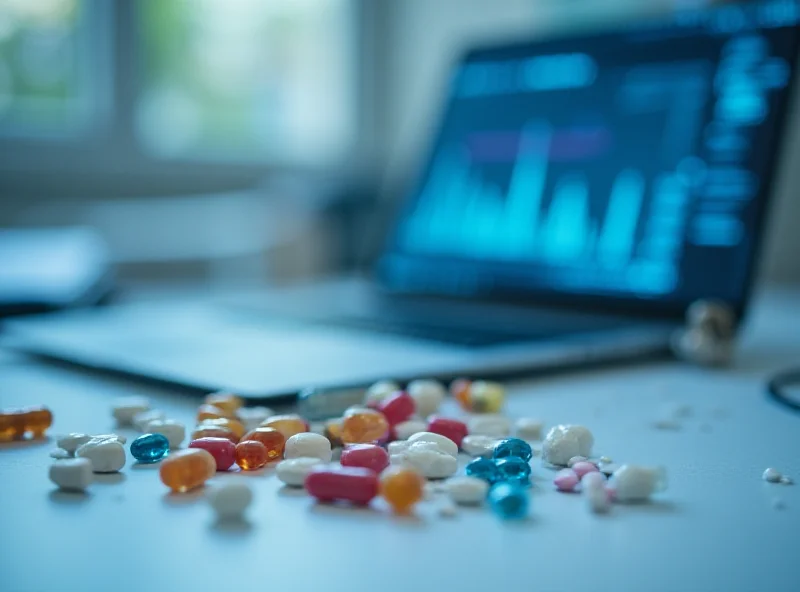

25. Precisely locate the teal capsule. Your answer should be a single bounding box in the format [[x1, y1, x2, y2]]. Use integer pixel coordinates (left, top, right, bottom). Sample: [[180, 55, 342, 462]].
[[493, 438, 533, 462], [488, 482, 529, 519], [494, 456, 531, 485], [130, 433, 169, 463], [466, 457, 502, 485]]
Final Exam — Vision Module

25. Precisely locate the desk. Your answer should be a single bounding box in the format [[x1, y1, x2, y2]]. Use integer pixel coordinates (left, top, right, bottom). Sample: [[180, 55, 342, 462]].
[[1, 288, 799, 592]]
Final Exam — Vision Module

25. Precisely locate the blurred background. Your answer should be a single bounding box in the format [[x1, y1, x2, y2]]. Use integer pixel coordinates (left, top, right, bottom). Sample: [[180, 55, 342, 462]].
[[0, 0, 797, 298]]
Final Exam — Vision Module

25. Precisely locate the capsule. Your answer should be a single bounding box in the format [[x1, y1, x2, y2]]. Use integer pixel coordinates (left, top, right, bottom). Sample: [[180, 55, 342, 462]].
[[189, 437, 236, 471], [197, 417, 246, 440], [450, 378, 472, 411], [196, 404, 233, 422], [130, 433, 170, 464], [235, 440, 269, 471], [240, 427, 285, 460], [377, 391, 415, 426], [204, 392, 243, 415], [190, 425, 238, 444], [159, 448, 216, 492], [340, 443, 390, 473], [341, 412, 389, 445], [427, 416, 468, 448], [470, 381, 504, 413], [260, 414, 308, 439], [0, 405, 53, 440], [304, 466, 379, 504]]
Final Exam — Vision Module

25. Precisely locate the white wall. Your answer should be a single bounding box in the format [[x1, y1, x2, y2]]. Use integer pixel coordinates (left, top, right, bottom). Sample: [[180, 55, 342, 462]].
[[377, 0, 800, 283]]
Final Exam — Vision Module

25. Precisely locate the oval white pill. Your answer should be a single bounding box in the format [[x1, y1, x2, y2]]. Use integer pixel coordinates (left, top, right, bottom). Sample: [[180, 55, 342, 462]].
[[49, 458, 93, 492], [387, 440, 410, 456], [145, 419, 185, 449], [407, 431, 458, 458], [276, 457, 324, 487], [467, 414, 511, 438], [112, 396, 150, 426], [76, 440, 126, 473], [609, 464, 666, 502], [84, 434, 127, 446], [133, 409, 165, 432], [284, 433, 332, 462], [542, 425, 594, 466], [401, 445, 457, 479], [444, 476, 489, 505], [394, 419, 427, 441], [56, 433, 93, 455], [407, 379, 445, 418], [515, 418, 544, 441], [461, 434, 497, 458], [364, 380, 400, 406], [208, 482, 253, 520]]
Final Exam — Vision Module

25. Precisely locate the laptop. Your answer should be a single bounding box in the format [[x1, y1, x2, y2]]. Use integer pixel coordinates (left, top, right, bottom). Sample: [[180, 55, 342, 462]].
[[5, 0, 799, 401]]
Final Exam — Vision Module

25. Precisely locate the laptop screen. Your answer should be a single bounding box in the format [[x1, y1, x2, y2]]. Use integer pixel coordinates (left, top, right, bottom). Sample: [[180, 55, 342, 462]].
[[380, 0, 799, 316]]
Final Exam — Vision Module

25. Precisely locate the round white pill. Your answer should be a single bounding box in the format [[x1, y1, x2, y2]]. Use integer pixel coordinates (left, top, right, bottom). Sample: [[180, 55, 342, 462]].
[[461, 434, 497, 458], [444, 476, 489, 505], [133, 409, 165, 432], [407, 379, 446, 418], [364, 380, 400, 406], [49, 458, 93, 492], [56, 433, 93, 455], [763, 468, 783, 483], [401, 444, 458, 479], [515, 418, 544, 441], [467, 414, 511, 438], [145, 419, 185, 449], [111, 396, 150, 426], [76, 440, 126, 473], [208, 482, 253, 520], [407, 431, 458, 458], [609, 464, 666, 502], [276, 457, 324, 487], [542, 425, 594, 466], [394, 419, 427, 441], [284, 433, 332, 462], [236, 406, 274, 431]]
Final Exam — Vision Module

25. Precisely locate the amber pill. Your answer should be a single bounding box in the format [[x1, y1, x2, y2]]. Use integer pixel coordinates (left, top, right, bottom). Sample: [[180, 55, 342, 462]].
[[240, 427, 285, 460], [260, 414, 308, 439], [24, 406, 54, 438], [0, 410, 27, 442], [196, 404, 233, 422], [204, 392, 243, 415], [380, 467, 425, 514], [341, 412, 390, 445], [190, 425, 238, 444], [159, 448, 216, 493], [235, 440, 269, 470], [324, 418, 344, 447], [450, 378, 472, 411], [198, 417, 246, 440]]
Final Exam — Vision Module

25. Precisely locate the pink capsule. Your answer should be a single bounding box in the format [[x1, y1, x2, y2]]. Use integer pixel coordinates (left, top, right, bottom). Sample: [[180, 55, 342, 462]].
[[427, 416, 468, 447], [340, 443, 390, 473], [378, 391, 415, 426], [572, 461, 599, 479], [188, 437, 236, 471], [554, 468, 580, 492], [305, 465, 379, 505]]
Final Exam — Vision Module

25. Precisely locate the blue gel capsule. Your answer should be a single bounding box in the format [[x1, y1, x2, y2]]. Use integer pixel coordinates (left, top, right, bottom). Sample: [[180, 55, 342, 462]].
[[488, 482, 529, 519], [466, 457, 502, 485], [492, 438, 533, 462], [494, 456, 532, 485], [130, 433, 170, 463]]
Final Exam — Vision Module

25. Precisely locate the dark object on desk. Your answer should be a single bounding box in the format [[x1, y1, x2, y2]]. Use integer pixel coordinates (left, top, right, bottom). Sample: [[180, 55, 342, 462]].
[[767, 369, 800, 413], [4, 1, 799, 399], [0, 228, 113, 318]]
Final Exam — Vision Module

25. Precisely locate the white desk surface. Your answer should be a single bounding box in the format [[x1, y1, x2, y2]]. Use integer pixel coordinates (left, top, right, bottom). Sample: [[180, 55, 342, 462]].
[[1, 287, 799, 592]]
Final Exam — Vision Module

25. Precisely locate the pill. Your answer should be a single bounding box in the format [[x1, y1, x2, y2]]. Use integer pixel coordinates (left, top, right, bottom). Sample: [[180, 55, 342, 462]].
[[609, 465, 667, 502], [763, 468, 783, 483], [130, 433, 170, 464], [542, 425, 593, 466], [380, 467, 426, 513], [341, 411, 390, 445], [469, 381, 504, 413], [780, 476, 793, 485], [189, 437, 236, 471], [276, 457, 325, 487], [407, 431, 459, 458], [378, 391, 416, 426], [493, 438, 533, 462], [364, 380, 400, 407], [49, 458, 93, 492], [515, 418, 544, 441], [344, 405, 375, 417], [583, 473, 611, 514], [260, 414, 309, 439], [85, 433, 127, 445], [466, 457, 502, 485], [324, 418, 344, 447], [208, 481, 252, 520], [240, 427, 285, 460], [495, 457, 531, 485], [56, 433, 93, 455], [427, 417, 468, 448], [204, 392, 244, 415], [305, 465, 380, 505], [400, 443, 458, 479], [572, 461, 599, 479], [197, 404, 233, 422], [132, 409, 165, 432], [236, 406, 274, 431], [567, 456, 588, 467], [461, 434, 498, 458], [284, 433, 332, 462], [582, 471, 607, 489], [488, 482, 529, 519], [439, 502, 458, 518], [198, 417, 246, 440], [467, 414, 511, 438], [340, 443, 390, 473], [1, 405, 54, 440], [191, 425, 238, 444], [450, 378, 472, 411], [444, 476, 489, 505], [554, 468, 580, 492], [394, 419, 427, 441], [387, 440, 410, 456], [112, 396, 150, 426], [49, 448, 72, 460], [76, 440, 126, 473], [160, 448, 216, 492], [234, 440, 270, 471], [407, 379, 446, 417], [0, 409, 26, 441], [146, 419, 186, 449]]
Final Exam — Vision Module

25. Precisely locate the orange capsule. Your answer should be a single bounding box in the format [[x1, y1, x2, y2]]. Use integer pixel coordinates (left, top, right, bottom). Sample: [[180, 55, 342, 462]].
[[204, 392, 243, 415], [159, 448, 216, 493], [235, 440, 269, 470], [324, 417, 344, 447], [197, 417, 246, 440], [341, 411, 389, 445], [450, 378, 472, 411], [22, 405, 53, 438], [260, 414, 308, 440], [240, 427, 285, 460], [191, 425, 238, 444], [380, 467, 425, 514], [196, 404, 232, 422], [0, 409, 27, 442]]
